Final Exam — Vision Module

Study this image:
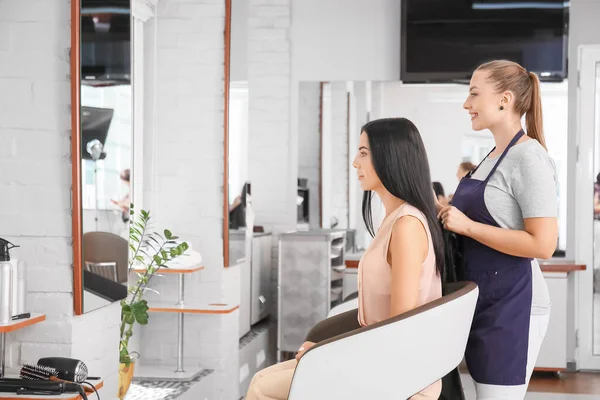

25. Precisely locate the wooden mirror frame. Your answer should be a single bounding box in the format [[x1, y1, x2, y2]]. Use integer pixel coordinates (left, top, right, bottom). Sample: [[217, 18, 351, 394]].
[[71, 0, 83, 315], [223, 0, 232, 267]]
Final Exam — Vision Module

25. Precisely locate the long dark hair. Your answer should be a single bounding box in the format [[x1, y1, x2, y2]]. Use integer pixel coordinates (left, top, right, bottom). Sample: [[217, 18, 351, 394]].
[[361, 118, 445, 277]]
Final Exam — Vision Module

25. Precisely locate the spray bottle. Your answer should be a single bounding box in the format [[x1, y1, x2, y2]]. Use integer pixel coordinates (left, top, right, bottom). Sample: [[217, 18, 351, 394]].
[[0, 238, 18, 324]]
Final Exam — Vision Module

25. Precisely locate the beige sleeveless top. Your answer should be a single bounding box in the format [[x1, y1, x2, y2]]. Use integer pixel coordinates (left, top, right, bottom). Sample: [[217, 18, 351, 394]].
[[357, 203, 443, 399], [358, 203, 442, 326]]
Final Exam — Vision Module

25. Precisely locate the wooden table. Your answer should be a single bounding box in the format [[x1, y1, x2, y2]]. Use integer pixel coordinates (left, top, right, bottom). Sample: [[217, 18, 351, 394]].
[[0, 314, 45, 378]]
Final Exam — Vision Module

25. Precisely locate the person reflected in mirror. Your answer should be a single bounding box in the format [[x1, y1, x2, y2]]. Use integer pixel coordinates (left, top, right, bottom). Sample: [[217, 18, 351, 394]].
[[110, 169, 130, 223], [245, 118, 446, 400], [457, 161, 476, 182], [594, 173, 600, 219], [448, 162, 476, 204], [594, 173, 600, 292], [438, 60, 557, 400], [229, 182, 249, 230], [433, 181, 447, 206]]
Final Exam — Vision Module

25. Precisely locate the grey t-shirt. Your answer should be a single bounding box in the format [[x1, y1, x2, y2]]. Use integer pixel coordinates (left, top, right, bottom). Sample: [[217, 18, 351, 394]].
[[470, 139, 557, 315]]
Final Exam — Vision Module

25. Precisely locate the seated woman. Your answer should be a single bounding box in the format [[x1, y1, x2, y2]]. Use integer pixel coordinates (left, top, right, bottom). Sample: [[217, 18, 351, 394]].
[[245, 118, 446, 400]]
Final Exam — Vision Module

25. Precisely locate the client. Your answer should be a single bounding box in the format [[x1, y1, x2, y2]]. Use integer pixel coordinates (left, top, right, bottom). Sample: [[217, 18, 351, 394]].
[[245, 118, 446, 399]]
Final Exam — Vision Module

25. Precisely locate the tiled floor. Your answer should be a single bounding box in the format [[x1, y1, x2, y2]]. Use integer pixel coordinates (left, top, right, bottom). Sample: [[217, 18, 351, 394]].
[[125, 369, 214, 400]]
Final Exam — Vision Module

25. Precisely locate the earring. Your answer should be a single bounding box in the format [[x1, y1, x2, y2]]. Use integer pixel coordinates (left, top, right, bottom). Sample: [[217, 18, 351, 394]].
[[499, 105, 504, 111]]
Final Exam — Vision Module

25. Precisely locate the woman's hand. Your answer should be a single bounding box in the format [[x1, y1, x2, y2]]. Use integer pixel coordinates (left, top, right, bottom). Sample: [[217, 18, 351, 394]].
[[438, 206, 474, 236], [295, 341, 316, 361]]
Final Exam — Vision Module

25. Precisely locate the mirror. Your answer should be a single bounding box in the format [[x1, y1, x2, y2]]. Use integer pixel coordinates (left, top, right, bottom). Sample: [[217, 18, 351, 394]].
[[227, 0, 250, 267], [296, 81, 376, 251], [593, 62, 600, 355], [74, 0, 132, 314], [227, 82, 251, 266]]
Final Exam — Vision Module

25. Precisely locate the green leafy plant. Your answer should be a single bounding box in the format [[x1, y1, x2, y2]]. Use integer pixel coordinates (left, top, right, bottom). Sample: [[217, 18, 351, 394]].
[[119, 204, 189, 366]]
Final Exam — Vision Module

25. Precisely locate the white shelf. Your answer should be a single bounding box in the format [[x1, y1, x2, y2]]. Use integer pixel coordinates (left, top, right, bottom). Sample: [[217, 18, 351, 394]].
[[0, 314, 45, 333], [148, 301, 239, 314], [130, 264, 204, 274]]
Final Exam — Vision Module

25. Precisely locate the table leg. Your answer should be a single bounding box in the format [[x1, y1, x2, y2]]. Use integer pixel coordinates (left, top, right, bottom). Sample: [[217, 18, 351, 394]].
[[175, 274, 185, 373], [0, 332, 6, 378]]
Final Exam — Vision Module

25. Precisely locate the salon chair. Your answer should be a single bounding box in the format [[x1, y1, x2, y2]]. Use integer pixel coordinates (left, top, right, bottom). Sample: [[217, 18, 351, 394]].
[[83, 232, 129, 283], [289, 282, 477, 400]]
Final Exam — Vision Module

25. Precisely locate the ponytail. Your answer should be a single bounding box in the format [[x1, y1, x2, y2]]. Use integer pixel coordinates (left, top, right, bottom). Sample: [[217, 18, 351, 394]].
[[526, 72, 547, 150]]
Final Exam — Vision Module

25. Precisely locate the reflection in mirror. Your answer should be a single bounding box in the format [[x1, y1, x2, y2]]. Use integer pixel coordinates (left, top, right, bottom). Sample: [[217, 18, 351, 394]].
[[228, 82, 251, 266], [297, 81, 377, 252], [80, 0, 131, 313], [594, 63, 600, 355]]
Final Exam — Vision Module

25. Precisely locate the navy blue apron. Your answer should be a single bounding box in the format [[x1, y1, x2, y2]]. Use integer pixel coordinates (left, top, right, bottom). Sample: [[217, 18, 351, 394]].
[[451, 130, 533, 386]]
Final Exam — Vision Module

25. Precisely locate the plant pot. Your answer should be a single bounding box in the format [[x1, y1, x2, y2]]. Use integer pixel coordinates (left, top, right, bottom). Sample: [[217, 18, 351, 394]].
[[117, 362, 135, 400]]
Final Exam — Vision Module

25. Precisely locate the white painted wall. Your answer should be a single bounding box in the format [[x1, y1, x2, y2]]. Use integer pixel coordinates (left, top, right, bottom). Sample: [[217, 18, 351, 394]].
[[0, 0, 119, 395], [291, 0, 400, 82], [232, 0, 401, 82]]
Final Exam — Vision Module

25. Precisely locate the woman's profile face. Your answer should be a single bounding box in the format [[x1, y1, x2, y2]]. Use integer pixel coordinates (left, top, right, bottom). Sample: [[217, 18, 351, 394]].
[[353, 132, 382, 191], [463, 70, 505, 132]]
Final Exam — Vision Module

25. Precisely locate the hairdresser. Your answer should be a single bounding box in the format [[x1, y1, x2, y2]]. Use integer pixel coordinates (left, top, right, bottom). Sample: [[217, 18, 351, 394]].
[[437, 60, 558, 400]]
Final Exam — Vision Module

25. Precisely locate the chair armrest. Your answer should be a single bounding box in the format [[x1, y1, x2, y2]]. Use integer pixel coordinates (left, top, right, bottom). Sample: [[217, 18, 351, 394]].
[[304, 308, 361, 343]]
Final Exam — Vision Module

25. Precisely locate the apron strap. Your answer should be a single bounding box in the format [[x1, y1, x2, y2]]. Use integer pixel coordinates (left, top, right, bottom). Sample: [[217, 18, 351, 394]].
[[484, 130, 525, 182], [467, 130, 526, 181]]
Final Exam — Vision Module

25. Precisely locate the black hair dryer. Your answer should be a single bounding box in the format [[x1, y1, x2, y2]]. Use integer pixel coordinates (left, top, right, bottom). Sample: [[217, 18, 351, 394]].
[[37, 358, 88, 383]]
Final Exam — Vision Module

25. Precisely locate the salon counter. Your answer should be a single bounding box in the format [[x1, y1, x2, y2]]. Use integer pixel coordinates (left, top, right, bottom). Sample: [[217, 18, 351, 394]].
[[344, 252, 585, 273], [343, 252, 584, 371]]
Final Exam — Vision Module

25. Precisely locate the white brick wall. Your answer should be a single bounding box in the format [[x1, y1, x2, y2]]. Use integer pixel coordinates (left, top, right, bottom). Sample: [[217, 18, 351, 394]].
[[0, 0, 119, 396], [136, 1, 240, 398], [247, 0, 294, 315], [297, 82, 321, 229]]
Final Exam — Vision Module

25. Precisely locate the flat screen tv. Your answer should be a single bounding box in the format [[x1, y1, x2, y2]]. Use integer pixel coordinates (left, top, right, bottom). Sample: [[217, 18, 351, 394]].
[[401, 0, 569, 83], [81, 0, 131, 85]]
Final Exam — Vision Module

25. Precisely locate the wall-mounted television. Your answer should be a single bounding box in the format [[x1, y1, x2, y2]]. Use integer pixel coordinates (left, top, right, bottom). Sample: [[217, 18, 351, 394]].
[[401, 0, 569, 83], [81, 0, 131, 85]]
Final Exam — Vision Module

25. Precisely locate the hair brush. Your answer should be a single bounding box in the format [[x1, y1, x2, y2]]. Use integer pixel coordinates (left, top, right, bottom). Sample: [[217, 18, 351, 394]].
[[20, 364, 93, 395], [20, 364, 59, 381]]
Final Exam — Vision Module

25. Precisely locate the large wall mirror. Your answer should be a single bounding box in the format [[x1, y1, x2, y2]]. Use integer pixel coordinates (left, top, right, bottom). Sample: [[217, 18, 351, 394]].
[[296, 81, 375, 252], [73, 0, 132, 314], [227, 0, 250, 268], [227, 81, 250, 266]]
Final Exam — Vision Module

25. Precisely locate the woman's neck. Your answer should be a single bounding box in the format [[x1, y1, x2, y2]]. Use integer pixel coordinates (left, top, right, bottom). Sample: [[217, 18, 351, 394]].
[[376, 188, 406, 218], [489, 119, 524, 155]]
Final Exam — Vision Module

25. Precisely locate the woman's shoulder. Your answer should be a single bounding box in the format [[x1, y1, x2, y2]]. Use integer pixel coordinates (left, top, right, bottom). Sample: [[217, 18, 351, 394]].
[[516, 140, 556, 177], [505, 138, 556, 178], [394, 203, 430, 230]]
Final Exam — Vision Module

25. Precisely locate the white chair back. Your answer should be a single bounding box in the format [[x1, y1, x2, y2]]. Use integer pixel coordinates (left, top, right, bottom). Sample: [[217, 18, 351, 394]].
[[288, 282, 478, 400]]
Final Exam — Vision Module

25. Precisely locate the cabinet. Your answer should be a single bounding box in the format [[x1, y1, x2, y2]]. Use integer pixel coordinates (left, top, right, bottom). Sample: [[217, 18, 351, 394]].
[[277, 230, 346, 355], [251, 233, 272, 325], [536, 272, 568, 369]]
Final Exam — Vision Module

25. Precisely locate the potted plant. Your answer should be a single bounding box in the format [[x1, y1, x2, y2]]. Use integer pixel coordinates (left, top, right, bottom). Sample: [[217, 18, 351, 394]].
[[117, 205, 189, 399]]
